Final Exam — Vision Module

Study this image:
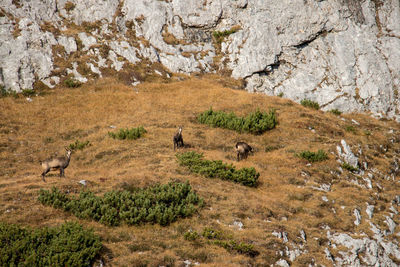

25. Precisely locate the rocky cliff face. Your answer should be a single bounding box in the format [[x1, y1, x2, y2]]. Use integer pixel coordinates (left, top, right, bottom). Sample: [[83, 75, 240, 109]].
[[1, 0, 399, 120]]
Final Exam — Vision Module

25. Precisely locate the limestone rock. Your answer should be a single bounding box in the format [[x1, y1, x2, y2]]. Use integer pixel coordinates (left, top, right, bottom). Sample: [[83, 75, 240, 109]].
[[353, 208, 361, 226], [366, 204, 374, 219], [2, 0, 400, 122], [337, 140, 359, 169]]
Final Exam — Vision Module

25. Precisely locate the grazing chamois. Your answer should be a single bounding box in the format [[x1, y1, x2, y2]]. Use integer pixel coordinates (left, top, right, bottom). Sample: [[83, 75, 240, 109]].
[[235, 142, 253, 161], [40, 148, 72, 181], [173, 127, 184, 150]]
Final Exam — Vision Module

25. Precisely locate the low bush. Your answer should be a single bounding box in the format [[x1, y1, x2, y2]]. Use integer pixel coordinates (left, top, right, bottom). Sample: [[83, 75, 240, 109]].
[[176, 152, 259, 187], [64, 1, 76, 12], [213, 26, 240, 43], [197, 108, 277, 135], [201, 227, 258, 257], [0, 221, 102, 266], [345, 125, 357, 134], [0, 86, 17, 98], [38, 181, 203, 226], [108, 126, 146, 140], [68, 140, 91, 151], [296, 150, 328, 163], [329, 109, 342, 115], [202, 228, 224, 240], [300, 99, 320, 110], [21, 89, 35, 97], [214, 240, 259, 257], [64, 78, 82, 88], [184, 230, 200, 241], [341, 162, 358, 172]]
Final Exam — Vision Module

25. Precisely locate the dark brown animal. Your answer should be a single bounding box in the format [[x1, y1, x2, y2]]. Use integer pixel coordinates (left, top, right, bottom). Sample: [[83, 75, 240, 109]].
[[235, 142, 253, 161], [40, 148, 72, 181], [173, 127, 184, 150]]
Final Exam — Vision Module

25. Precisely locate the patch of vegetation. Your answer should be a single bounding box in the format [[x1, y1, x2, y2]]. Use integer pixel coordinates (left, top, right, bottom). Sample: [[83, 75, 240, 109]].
[[21, 89, 35, 97], [345, 125, 357, 134], [213, 26, 240, 43], [12, 0, 22, 8], [265, 144, 283, 152], [0, 86, 17, 98], [108, 126, 147, 140], [68, 140, 91, 151], [64, 78, 82, 88], [197, 108, 277, 135], [288, 192, 313, 202], [184, 230, 200, 241], [277, 92, 284, 97], [214, 240, 259, 257], [341, 162, 358, 172], [43, 137, 54, 144], [201, 228, 258, 257], [364, 130, 371, 136], [176, 151, 259, 187], [202, 228, 224, 240], [296, 149, 328, 163], [0, 221, 102, 266], [300, 99, 320, 110], [329, 109, 342, 115], [64, 1, 75, 12], [38, 181, 203, 226]]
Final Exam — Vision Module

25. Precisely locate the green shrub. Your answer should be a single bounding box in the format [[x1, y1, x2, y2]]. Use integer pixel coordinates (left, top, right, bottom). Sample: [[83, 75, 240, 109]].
[[68, 140, 91, 151], [0, 86, 17, 98], [300, 99, 320, 110], [64, 1, 75, 12], [38, 181, 203, 226], [214, 240, 259, 257], [176, 152, 259, 187], [345, 125, 357, 134], [200, 228, 258, 257], [364, 130, 371, 136], [21, 89, 35, 97], [329, 109, 342, 115], [197, 108, 277, 135], [108, 126, 146, 140], [213, 28, 239, 43], [184, 230, 200, 241], [0, 221, 102, 267], [341, 162, 358, 172], [202, 228, 224, 240], [64, 78, 82, 88], [296, 150, 328, 163]]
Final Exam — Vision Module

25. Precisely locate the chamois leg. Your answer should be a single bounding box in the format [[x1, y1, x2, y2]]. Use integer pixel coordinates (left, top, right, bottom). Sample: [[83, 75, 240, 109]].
[[41, 168, 50, 182], [179, 138, 184, 148], [59, 168, 64, 177]]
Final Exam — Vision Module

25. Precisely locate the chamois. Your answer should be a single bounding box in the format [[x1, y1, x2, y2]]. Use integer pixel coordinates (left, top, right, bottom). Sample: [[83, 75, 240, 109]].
[[173, 127, 184, 150], [235, 142, 253, 161], [40, 148, 72, 181]]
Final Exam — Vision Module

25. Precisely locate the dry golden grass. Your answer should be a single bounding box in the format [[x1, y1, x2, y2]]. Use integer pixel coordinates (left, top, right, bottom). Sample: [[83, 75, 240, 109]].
[[1, 76, 400, 266]]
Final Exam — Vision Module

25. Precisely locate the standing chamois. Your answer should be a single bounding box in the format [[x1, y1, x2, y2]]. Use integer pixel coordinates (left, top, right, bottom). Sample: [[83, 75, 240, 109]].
[[173, 127, 184, 150], [40, 148, 72, 181], [235, 142, 253, 161]]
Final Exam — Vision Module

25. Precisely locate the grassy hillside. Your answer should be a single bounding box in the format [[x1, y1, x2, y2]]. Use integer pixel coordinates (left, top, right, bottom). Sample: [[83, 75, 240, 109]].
[[0, 75, 399, 266]]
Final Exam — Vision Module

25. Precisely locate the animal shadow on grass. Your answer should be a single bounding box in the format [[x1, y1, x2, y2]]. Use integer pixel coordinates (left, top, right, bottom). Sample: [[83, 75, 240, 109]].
[[182, 142, 194, 149]]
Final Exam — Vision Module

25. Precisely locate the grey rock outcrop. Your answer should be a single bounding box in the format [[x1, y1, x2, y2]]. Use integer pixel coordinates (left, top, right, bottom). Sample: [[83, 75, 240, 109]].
[[329, 229, 400, 266], [337, 139, 359, 169], [1, 0, 400, 120]]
